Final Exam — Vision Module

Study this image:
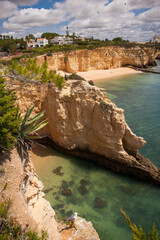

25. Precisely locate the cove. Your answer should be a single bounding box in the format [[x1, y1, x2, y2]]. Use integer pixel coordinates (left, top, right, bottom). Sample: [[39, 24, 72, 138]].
[[32, 61, 160, 240]]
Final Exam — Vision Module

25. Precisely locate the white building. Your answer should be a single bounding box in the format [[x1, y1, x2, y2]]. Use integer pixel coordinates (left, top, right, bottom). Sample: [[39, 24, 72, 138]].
[[27, 38, 48, 48], [153, 34, 160, 43], [51, 36, 73, 45]]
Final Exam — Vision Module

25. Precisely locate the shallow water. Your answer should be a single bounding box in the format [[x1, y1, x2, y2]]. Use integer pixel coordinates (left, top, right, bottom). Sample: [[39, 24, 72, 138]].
[[32, 61, 160, 240]]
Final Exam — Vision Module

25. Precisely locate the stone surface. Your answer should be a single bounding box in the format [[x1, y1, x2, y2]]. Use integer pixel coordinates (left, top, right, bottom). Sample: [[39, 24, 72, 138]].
[[36, 46, 157, 73], [6, 78, 160, 186], [60, 217, 100, 240]]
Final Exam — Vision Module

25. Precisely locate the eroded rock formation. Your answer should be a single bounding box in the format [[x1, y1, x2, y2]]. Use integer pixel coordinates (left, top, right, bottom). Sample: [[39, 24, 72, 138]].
[[7, 78, 160, 186], [36, 46, 157, 73]]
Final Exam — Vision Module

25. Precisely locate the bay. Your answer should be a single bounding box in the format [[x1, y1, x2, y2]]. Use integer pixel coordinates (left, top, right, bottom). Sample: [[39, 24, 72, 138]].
[[32, 60, 160, 240]]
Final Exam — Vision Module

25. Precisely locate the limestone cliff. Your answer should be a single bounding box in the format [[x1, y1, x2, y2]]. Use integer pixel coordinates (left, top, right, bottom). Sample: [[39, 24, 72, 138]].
[[7, 78, 160, 186], [36, 46, 156, 73]]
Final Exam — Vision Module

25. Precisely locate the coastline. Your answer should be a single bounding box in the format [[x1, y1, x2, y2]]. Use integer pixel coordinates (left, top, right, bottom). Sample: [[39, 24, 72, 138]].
[[76, 67, 142, 82]]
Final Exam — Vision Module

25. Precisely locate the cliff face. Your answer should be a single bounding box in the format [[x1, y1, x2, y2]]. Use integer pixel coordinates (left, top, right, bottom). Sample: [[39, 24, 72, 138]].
[[36, 46, 156, 73], [9, 78, 160, 186]]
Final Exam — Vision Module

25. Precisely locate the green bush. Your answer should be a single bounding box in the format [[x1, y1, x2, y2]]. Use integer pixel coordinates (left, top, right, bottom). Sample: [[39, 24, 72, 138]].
[[0, 77, 21, 153], [0, 200, 47, 239], [68, 73, 85, 80], [54, 74, 65, 87]]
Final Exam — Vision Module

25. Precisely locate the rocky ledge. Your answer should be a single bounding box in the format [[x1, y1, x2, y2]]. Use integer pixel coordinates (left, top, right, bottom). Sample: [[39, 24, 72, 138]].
[[7, 78, 160, 186]]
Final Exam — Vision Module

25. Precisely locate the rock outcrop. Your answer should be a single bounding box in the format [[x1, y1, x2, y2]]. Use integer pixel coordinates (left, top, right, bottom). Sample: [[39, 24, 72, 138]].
[[36, 46, 157, 73], [7, 78, 160, 186]]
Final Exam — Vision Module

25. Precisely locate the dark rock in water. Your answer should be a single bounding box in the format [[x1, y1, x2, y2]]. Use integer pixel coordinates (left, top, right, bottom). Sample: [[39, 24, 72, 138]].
[[59, 209, 65, 215], [53, 203, 65, 210], [52, 192, 57, 195], [119, 185, 133, 195], [94, 197, 107, 208], [69, 180, 74, 187], [80, 179, 89, 185], [66, 210, 73, 217], [61, 188, 72, 196], [53, 166, 64, 176], [115, 217, 127, 229], [59, 172, 64, 176], [61, 180, 68, 189], [43, 188, 53, 194], [53, 166, 62, 174], [78, 185, 88, 195], [55, 196, 60, 201]]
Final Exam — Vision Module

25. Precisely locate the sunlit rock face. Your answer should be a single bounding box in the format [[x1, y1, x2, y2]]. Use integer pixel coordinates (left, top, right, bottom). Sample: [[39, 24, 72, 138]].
[[36, 46, 156, 73], [8, 78, 160, 186]]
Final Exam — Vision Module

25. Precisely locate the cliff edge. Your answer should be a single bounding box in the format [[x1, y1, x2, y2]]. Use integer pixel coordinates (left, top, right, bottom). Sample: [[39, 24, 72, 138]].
[[8, 78, 160, 186], [36, 46, 157, 73]]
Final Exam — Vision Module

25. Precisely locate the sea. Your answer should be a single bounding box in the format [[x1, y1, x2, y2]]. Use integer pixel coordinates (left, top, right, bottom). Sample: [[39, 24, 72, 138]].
[[32, 60, 160, 240]]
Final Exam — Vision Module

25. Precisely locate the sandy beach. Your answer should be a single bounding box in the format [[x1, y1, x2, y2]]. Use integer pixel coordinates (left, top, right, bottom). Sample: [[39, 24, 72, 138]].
[[76, 67, 141, 82]]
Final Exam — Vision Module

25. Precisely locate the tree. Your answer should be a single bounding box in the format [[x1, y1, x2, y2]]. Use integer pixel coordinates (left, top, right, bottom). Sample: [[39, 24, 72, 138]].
[[112, 37, 123, 43], [25, 34, 35, 41], [0, 77, 21, 153], [41, 32, 59, 41]]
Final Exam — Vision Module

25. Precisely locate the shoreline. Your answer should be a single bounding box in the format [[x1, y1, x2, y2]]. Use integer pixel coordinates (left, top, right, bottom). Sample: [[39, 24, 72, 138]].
[[76, 67, 142, 82]]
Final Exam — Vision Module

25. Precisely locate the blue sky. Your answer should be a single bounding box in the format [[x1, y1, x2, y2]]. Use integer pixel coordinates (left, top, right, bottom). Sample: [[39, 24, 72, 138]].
[[0, 0, 160, 41]]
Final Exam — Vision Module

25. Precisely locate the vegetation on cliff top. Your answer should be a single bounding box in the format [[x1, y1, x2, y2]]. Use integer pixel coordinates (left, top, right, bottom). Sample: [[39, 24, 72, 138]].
[[2, 57, 65, 87]]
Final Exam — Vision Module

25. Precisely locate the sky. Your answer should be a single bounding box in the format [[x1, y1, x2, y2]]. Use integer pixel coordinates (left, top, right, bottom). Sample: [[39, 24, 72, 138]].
[[0, 0, 160, 41]]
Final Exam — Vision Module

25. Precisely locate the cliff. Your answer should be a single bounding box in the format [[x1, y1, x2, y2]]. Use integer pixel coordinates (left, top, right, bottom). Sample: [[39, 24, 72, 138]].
[[0, 148, 100, 240], [7, 78, 160, 186], [36, 46, 157, 73]]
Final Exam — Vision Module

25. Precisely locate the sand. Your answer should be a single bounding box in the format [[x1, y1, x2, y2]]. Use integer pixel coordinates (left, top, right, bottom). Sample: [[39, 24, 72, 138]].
[[76, 67, 141, 82]]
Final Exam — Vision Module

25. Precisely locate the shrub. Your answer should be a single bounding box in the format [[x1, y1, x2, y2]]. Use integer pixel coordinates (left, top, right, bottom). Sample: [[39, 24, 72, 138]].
[[121, 210, 160, 240], [0, 77, 21, 153], [55, 74, 66, 87], [0, 200, 47, 239], [68, 73, 85, 80]]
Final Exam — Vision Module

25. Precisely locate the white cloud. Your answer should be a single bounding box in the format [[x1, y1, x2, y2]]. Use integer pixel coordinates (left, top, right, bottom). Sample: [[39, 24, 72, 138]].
[[0, 0, 39, 6], [127, 0, 160, 10], [138, 7, 160, 22], [3, 7, 66, 31], [1, 0, 160, 41], [0, 1, 17, 19]]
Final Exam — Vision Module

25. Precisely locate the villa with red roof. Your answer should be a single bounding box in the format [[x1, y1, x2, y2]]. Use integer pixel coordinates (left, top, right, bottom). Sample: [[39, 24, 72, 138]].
[[27, 38, 48, 48]]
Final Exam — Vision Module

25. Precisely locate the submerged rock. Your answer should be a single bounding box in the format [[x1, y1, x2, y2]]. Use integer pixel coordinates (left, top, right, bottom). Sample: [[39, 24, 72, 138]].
[[94, 197, 107, 208], [61, 188, 72, 196], [119, 185, 134, 195], [53, 203, 65, 210], [52, 166, 64, 176], [59, 209, 65, 215], [78, 185, 88, 195], [43, 188, 53, 194], [80, 179, 89, 185], [69, 180, 74, 187]]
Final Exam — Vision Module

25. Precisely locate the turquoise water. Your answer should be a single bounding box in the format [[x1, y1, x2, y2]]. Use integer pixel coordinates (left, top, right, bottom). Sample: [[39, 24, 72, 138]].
[[32, 61, 160, 240]]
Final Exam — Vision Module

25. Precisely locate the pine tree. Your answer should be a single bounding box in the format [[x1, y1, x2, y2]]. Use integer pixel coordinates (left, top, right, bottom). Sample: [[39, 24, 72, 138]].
[[0, 77, 21, 153]]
